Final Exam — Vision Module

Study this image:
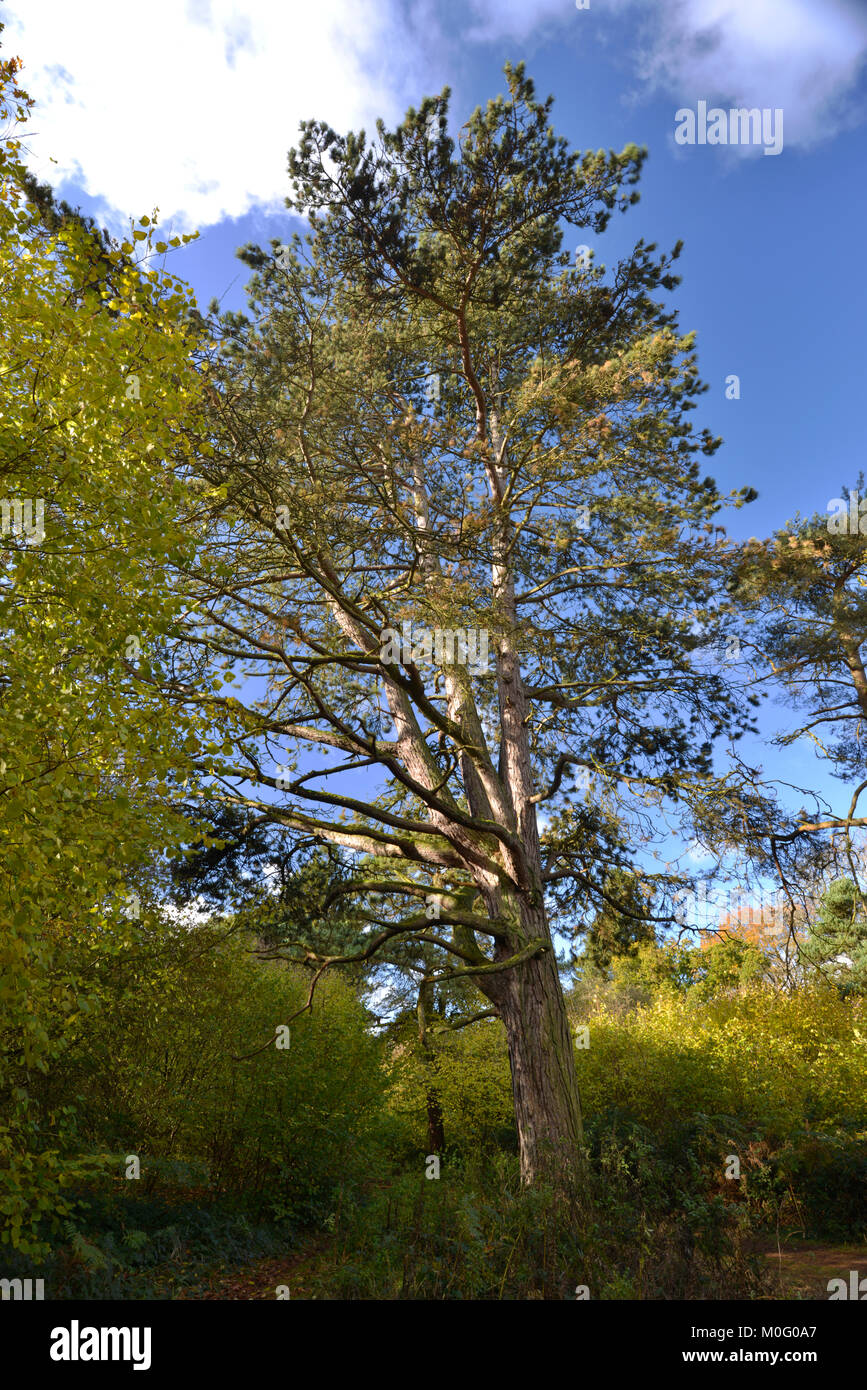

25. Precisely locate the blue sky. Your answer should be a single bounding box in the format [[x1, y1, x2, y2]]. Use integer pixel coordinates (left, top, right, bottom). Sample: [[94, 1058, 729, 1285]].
[[6, 0, 867, 873]]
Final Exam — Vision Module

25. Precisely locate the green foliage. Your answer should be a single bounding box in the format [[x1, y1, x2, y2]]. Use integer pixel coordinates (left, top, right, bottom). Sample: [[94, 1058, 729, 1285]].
[[2, 1195, 290, 1299], [573, 979, 866, 1134], [298, 1144, 767, 1300], [0, 56, 207, 1254], [386, 1017, 515, 1155], [687, 938, 770, 1001], [762, 1131, 867, 1240], [569, 968, 867, 1241], [575, 937, 777, 1013], [34, 923, 387, 1231], [802, 877, 867, 995], [582, 869, 656, 973]]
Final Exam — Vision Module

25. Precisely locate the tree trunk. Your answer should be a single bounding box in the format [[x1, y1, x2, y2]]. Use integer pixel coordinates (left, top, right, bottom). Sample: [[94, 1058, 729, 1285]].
[[424, 1085, 445, 1155], [417, 974, 445, 1155], [472, 411, 586, 1190], [498, 945, 585, 1186], [476, 896, 586, 1190]]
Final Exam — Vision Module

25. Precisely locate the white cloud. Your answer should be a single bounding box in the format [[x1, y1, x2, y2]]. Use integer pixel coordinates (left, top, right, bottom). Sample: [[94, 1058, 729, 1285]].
[[463, 0, 567, 43], [163, 897, 215, 926], [684, 839, 716, 867], [6, 0, 865, 233], [626, 0, 867, 148], [4, 0, 445, 230], [467, 0, 867, 147]]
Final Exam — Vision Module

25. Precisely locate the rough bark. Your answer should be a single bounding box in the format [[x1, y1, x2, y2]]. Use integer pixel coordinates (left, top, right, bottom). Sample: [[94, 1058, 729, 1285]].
[[473, 895, 586, 1189], [499, 940, 585, 1185]]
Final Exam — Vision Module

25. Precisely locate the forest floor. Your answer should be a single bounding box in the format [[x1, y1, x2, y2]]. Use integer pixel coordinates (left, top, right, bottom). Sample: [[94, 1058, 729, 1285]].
[[172, 1242, 329, 1300], [151, 1235, 867, 1300], [757, 1240, 867, 1300]]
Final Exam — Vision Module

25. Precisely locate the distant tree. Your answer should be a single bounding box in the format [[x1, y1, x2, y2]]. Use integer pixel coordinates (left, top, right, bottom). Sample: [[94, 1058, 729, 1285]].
[[703, 897, 803, 987], [801, 878, 867, 995], [730, 491, 867, 941], [582, 868, 656, 973]]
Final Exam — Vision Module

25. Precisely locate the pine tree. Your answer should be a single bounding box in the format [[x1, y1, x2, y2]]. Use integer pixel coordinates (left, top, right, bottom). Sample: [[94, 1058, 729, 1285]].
[[582, 869, 655, 973], [802, 878, 867, 995], [171, 64, 758, 1188]]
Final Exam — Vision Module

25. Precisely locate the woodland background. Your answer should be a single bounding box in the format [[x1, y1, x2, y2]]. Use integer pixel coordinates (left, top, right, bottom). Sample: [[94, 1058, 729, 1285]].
[[1, 47, 865, 1300]]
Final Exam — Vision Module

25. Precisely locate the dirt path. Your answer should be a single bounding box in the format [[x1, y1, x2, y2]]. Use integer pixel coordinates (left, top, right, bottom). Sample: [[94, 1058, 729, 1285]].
[[759, 1242, 867, 1300], [172, 1238, 331, 1300]]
